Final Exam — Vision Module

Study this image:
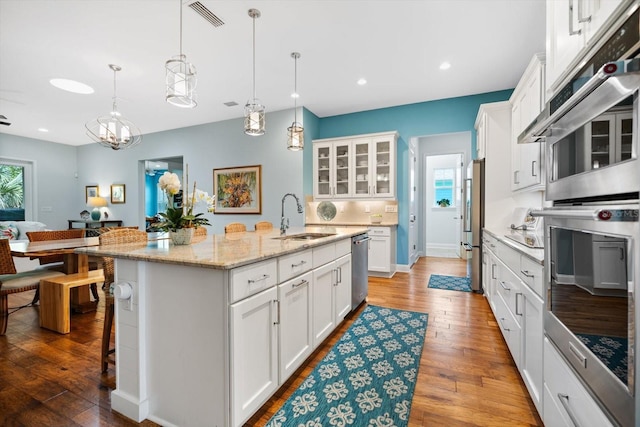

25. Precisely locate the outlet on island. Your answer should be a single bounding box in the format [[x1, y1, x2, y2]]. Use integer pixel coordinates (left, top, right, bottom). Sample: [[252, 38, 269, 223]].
[[385, 205, 397, 213]]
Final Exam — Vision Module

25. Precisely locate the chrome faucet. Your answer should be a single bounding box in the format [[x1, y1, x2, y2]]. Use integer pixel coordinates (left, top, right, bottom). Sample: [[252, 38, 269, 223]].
[[281, 193, 303, 235]]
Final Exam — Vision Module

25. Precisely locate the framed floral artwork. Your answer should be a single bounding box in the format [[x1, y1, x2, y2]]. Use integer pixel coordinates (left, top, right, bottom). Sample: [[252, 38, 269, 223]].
[[111, 184, 126, 204], [85, 185, 99, 203], [213, 165, 262, 214]]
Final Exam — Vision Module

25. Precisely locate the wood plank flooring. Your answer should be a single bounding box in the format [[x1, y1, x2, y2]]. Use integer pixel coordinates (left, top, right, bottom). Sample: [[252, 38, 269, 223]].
[[0, 257, 543, 426]]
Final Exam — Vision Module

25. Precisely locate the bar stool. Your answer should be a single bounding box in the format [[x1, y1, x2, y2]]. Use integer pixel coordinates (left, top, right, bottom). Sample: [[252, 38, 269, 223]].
[[254, 221, 273, 231], [225, 223, 246, 233]]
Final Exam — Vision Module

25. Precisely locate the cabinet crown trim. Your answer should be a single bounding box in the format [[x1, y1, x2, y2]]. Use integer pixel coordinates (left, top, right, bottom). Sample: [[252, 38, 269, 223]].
[[312, 130, 398, 144]]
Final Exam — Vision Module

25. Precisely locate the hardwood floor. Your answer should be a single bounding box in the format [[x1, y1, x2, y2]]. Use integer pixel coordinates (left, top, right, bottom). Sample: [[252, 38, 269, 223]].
[[0, 257, 543, 426]]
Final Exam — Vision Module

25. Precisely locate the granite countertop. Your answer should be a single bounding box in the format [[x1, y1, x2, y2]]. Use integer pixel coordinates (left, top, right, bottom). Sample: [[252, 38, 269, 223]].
[[75, 226, 369, 270], [484, 228, 544, 264], [306, 222, 398, 227]]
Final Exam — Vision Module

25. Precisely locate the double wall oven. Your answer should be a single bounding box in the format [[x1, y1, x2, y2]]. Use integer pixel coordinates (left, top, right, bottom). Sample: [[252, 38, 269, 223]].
[[529, 6, 640, 427]]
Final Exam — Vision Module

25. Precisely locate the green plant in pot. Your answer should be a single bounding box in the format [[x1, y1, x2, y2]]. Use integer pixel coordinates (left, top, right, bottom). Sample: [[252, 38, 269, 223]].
[[437, 198, 451, 207]]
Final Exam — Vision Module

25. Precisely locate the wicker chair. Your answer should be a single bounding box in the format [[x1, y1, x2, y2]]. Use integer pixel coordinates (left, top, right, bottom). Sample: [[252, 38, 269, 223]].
[[225, 223, 247, 233], [98, 228, 148, 372], [0, 239, 66, 335], [254, 221, 273, 231], [25, 229, 100, 302]]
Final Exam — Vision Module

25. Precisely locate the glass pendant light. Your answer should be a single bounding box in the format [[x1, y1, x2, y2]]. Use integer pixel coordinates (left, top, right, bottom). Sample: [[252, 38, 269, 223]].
[[85, 64, 142, 150], [287, 52, 304, 151], [166, 0, 197, 108], [244, 8, 265, 136]]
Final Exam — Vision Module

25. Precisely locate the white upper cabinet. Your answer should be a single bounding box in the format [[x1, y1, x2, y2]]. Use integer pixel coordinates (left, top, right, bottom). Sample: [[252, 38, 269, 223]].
[[510, 53, 546, 191], [546, 0, 626, 96], [313, 131, 398, 200]]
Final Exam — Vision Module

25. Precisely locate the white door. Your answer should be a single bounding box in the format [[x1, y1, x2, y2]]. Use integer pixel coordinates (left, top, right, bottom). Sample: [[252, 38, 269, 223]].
[[230, 286, 278, 426], [408, 141, 418, 266]]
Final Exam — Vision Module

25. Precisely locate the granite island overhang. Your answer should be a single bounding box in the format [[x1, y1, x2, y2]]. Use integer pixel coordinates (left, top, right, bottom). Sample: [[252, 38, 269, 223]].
[[75, 226, 368, 427]]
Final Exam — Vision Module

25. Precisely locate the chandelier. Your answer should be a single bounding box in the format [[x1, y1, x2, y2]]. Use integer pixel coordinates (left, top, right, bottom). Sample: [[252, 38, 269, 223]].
[[244, 8, 265, 136], [166, 0, 197, 108], [287, 52, 303, 151]]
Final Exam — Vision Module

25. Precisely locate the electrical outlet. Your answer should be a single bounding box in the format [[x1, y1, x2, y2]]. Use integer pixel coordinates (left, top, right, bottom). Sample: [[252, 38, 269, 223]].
[[385, 205, 397, 213], [41, 206, 53, 212], [340, 205, 345, 213], [364, 205, 370, 213]]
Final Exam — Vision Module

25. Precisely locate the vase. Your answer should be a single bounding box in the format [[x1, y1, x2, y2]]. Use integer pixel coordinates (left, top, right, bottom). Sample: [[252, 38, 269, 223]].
[[170, 228, 194, 245]]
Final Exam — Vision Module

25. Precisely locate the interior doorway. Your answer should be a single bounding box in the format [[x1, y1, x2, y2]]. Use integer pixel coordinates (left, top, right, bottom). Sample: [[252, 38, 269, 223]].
[[141, 156, 182, 230], [424, 152, 463, 258]]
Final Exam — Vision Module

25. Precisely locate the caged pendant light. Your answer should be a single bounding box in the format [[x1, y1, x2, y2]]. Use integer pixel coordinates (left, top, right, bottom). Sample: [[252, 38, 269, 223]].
[[244, 8, 265, 136], [287, 52, 304, 151], [86, 64, 142, 150], [166, 0, 197, 108]]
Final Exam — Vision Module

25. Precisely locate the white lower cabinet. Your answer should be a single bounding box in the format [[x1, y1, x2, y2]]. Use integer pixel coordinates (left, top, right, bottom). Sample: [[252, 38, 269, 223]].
[[368, 226, 396, 277], [519, 279, 544, 414], [312, 254, 352, 348], [230, 286, 279, 426], [278, 271, 313, 383], [543, 338, 614, 427]]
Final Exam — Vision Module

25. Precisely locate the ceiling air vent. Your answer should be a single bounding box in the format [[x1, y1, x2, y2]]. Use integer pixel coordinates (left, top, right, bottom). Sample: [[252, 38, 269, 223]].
[[224, 101, 238, 107], [0, 115, 10, 126], [187, 1, 224, 27]]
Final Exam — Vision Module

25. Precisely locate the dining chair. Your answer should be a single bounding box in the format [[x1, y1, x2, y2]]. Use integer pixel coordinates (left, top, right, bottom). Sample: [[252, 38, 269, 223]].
[[254, 221, 273, 231], [225, 223, 247, 233], [98, 228, 148, 372], [0, 239, 66, 335]]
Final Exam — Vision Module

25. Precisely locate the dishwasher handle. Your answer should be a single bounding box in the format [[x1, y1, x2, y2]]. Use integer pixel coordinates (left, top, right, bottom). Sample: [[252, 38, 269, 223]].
[[354, 237, 372, 245]]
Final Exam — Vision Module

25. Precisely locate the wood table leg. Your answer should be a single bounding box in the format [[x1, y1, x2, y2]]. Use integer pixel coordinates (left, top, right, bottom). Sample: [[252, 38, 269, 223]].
[[65, 253, 98, 313]]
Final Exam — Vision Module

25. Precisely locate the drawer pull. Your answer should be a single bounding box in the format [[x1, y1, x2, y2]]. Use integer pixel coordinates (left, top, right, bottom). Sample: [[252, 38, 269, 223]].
[[558, 393, 582, 427], [248, 274, 270, 284], [499, 281, 511, 291], [291, 260, 307, 268], [499, 318, 510, 332], [520, 270, 534, 278], [292, 279, 308, 288], [569, 342, 587, 368], [273, 299, 280, 325], [491, 264, 497, 280]]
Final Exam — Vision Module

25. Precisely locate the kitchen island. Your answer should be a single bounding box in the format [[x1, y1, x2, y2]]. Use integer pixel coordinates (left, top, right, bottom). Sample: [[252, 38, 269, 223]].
[[77, 226, 368, 427]]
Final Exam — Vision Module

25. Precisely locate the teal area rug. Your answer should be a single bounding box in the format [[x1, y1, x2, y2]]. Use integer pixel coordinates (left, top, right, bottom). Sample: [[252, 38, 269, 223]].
[[427, 274, 472, 292], [577, 333, 628, 386], [266, 305, 428, 427]]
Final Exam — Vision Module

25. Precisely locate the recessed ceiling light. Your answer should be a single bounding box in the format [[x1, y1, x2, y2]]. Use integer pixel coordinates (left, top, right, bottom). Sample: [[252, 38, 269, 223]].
[[439, 62, 451, 70], [357, 78, 367, 86], [50, 78, 94, 94], [291, 92, 299, 98], [38, 128, 49, 132]]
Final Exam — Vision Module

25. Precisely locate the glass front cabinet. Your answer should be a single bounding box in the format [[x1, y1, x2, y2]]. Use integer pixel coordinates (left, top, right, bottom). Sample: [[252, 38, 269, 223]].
[[313, 131, 397, 200]]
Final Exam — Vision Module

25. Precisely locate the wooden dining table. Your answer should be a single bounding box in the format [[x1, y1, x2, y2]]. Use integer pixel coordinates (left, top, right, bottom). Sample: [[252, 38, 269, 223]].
[[10, 237, 101, 312]]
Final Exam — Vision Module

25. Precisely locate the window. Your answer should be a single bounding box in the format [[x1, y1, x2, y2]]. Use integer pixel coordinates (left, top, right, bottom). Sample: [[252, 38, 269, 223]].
[[0, 159, 33, 221], [433, 168, 454, 207]]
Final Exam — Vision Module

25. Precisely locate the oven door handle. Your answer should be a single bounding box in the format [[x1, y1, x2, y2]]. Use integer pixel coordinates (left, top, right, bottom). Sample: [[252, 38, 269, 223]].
[[529, 209, 596, 220]]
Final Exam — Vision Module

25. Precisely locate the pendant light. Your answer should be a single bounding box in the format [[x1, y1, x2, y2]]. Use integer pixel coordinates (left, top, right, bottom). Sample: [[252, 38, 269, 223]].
[[287, 52, 304, 151], [244, 8, 265, 136], [165, 0, 197, 108], [85, 64, 142, 150]]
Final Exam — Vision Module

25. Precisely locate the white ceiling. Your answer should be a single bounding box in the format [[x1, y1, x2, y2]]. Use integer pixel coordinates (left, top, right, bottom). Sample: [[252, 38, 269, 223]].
[[0, 0, 546, 147]]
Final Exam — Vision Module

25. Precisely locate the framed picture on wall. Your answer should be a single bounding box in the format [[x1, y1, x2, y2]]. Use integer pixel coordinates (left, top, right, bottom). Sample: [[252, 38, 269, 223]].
[[111, 184, 126, 204], [85, 185, 99, 203], [213, 165, 262, 214]]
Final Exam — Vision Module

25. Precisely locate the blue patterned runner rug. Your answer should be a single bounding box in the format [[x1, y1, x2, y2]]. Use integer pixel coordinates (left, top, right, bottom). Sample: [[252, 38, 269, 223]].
[[427, 274, 472, 292], [266, 305, 429, 427]]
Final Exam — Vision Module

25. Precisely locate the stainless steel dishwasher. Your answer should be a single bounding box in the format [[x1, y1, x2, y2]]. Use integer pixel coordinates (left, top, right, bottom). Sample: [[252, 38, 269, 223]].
[[351, 233, 370, 311]]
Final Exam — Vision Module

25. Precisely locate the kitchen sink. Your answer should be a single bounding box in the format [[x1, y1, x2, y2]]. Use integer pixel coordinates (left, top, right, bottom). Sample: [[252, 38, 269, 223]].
[[273, 232, 335, 241]]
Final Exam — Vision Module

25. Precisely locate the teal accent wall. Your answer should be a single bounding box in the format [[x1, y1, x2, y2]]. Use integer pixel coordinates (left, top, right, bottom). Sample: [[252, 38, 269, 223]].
[[303, 107, 321, 198], [315, 89, 513, 266]]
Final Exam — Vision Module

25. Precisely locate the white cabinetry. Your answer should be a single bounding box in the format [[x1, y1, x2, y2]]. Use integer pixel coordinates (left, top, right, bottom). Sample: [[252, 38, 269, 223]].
[[510, 53, 545, 191], [546, 0, 625, 96], [482, 233, 544, 416], [367, 226, 396, 278], [313, 131, 398, 199], [543, 338, 614, 427]]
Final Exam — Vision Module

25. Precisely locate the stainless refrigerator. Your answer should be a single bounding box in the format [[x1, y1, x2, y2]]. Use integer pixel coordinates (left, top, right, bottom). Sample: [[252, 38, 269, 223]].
[[464, 159, 484, 292]]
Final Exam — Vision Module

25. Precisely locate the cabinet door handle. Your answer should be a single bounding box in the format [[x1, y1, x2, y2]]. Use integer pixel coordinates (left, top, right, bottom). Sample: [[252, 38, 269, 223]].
[[531, 160, 537, 177], [248, 274, 270, 284], [491, 264, 497, 280], [292, 279, 308, 289], [515, 292, 523, 316], [499, 317, 510, 332], [576, 0, 591, 23], [273, 299, 280, 325], [568, 0, 582, 35], [499, 280, 511, 291], [368, 185, 371, 195], [332, 269, 338, 286], [291, 260, 307, 268], [620, 248, 625, 261], [337, 266, 342, 284], [557, 393, 582, 427], [514, 170, 520, 185], [520, 270, 534, 278]]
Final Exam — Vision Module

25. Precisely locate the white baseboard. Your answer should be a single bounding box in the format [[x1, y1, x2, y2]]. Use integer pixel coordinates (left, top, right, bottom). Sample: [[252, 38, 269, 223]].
[[425, 244, 460, 258]]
